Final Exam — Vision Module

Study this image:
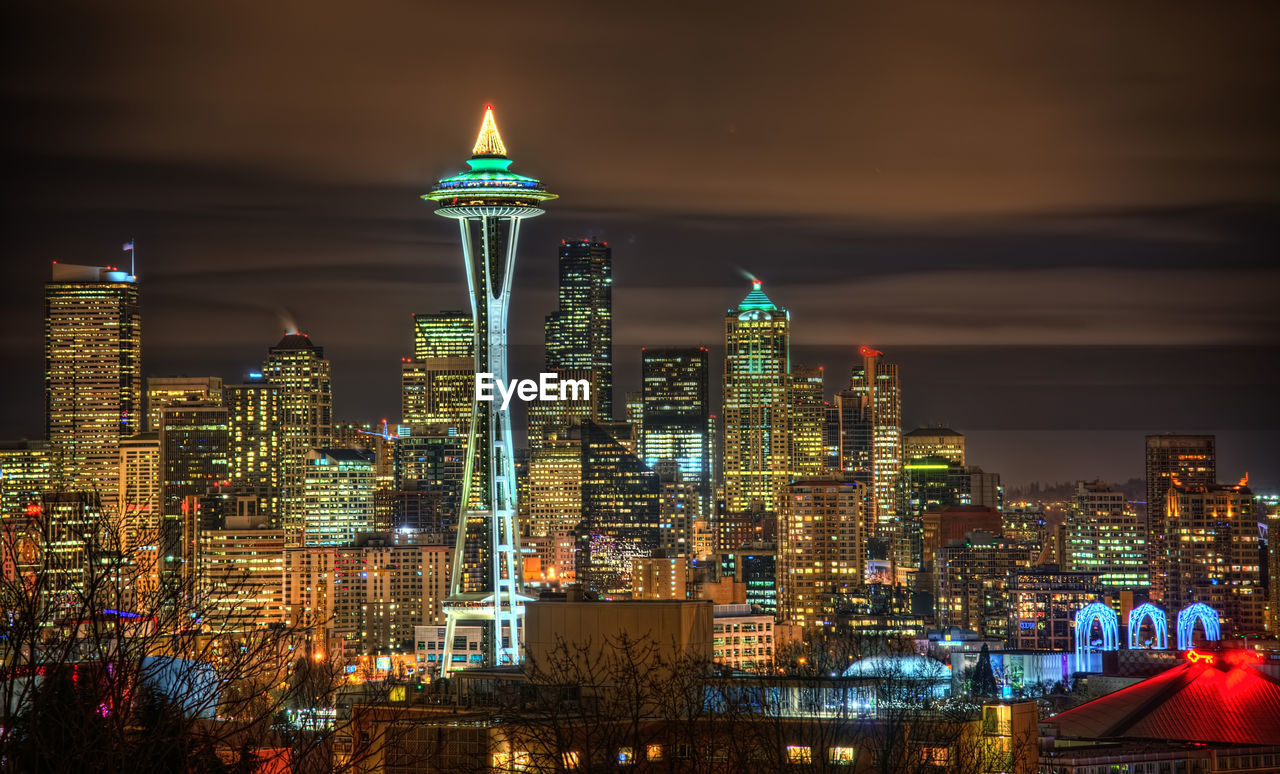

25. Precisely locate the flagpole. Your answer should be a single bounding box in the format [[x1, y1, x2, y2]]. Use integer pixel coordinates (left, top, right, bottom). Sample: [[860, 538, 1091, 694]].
[[130, 237, 135, 277]]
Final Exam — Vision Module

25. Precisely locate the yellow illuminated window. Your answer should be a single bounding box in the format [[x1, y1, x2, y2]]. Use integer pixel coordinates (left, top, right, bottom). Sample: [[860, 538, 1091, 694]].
[[787, 745, 812, 764], [829, 746, 856, 765]]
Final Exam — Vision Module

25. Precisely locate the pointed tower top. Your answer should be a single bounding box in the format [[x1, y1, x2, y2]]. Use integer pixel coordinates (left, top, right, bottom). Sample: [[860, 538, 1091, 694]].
[[472, 104, 508, 157], [738, 278, 778, 311]]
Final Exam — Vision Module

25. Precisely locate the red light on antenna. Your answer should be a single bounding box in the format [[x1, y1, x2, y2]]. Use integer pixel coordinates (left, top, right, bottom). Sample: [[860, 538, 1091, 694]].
[[859, 345, 883, 358], [485, 103, 494, 111]]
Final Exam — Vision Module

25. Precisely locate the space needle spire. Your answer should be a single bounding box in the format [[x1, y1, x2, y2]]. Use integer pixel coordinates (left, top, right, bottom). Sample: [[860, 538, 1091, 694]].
[[423, 105, 556, 674]]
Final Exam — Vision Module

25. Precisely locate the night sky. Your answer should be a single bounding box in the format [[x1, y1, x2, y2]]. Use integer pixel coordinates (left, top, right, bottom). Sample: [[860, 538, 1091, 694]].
[[3, 2, 1278, 489]]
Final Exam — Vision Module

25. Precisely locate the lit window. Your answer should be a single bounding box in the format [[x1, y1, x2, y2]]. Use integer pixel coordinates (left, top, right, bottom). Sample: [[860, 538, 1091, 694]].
[[787, 746, 812, 764], [829, 746, 856, 765], [562, 752, 580, 770], [646, 744, 663, 761], [617, 747, 634, 765]]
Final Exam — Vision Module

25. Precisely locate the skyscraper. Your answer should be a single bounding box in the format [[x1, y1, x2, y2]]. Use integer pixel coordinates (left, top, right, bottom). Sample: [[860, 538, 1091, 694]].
[[44, 263, 141, 510], [0, 440, 52, 520], [423, 104, 555, 671], [574, 421, 661, 596], [402, 310, 474, 429], [640, 347, 711, 519], [848, 347, 902, 539], [545, 239, 612, 419], [1144, 434, 1215, 600], [723, 280, 790, 514], [263, 333, 333, 541]]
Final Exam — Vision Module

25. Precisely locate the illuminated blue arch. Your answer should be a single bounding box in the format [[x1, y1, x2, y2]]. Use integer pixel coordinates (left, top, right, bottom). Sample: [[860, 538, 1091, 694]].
[[1127, 603, 1169, 650], [1074, 601, 1119, 672], [1176, 602, 1220, 651]]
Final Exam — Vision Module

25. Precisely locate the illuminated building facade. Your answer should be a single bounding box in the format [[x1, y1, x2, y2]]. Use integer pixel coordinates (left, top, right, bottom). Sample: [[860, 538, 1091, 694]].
[[401, 357, 473, 429], [145, 376, 223, 432], [412, 310, 473, 359], [423, 105, 555, 669], [788, 366, 826, 480], [44, 264, 141, 510], [778, 478, 866, 629], [545, 240, 612, 419], [903, 427, 966, 467], [631, 553, 689, 600], [391, 425, 466, 535], [574, 421, 661, 596], [712, 603, 775, 672], [640, 347, 711, 520], [158, 403, 229, 589], [118, 432, 160, 564], [199, 515, 286, 632], [1165, 481, 1264, 635], [723, 280, 790, 514], [38, 491, 104, 605], [1006, 567, 1102, 651], [903, 456, 968, 570], [1065, 480, 1149, 589], [847, 347, 903, 554], [300, 448, 377, 546], [284, 537, 453, 657], [0, 440, 52, 519], [225, 378, 283, 524], [526, 433, 582, 538], [935, 533, 1033, 638], [264, 333, 333, 540], [1145, 434, 1215, 599]]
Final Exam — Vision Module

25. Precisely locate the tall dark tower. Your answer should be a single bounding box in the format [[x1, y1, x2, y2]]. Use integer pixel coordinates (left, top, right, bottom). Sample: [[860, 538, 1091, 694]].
[[423, 105, 556, 672], [545, 240, 613, 418]]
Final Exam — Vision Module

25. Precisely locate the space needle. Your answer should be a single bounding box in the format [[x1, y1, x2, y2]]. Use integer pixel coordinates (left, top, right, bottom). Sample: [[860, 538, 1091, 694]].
[[423, 105, 556, 673]]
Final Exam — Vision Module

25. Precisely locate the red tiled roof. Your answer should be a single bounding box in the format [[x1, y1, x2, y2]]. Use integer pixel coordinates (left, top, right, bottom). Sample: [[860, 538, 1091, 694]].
[[1048, 660, 1280, 746]]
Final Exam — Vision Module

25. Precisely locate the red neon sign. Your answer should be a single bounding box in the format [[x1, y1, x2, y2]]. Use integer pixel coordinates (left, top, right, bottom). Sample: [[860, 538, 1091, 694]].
[[1185, 649, 1215, 664]]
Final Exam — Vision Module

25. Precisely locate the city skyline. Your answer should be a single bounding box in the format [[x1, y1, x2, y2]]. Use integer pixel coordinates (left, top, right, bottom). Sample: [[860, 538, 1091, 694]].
[[2, 2, 1278, 491]]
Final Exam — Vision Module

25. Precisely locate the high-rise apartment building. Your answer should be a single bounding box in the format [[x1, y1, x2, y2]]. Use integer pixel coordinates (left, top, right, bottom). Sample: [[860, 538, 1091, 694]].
[[45, 264, 142, 510], [300, 448, 378, 546], [1145, 435, 1215, 599], [640, 347, 711, 519], [402, 311, 474, 430], [778, 477, 866, 629], [1065, 481, 1149, 590], [723, 280, 790, 514], [264, 333, 333, 539], [225, 378, 284, 524], [145, 376, 223, 432], [545, 240, 612, 419], [1165, 481, 1264, 636]]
